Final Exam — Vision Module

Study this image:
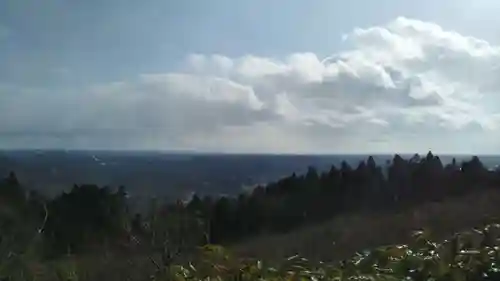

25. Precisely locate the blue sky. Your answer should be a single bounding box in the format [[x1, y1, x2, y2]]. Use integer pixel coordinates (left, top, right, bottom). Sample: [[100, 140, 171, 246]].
[[1, 0, 500, 153], [2, 0, 495, 85]]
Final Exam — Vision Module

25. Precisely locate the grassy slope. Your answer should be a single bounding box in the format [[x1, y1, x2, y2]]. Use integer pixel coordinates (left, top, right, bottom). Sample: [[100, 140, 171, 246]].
[[234, 188, 500, 263]]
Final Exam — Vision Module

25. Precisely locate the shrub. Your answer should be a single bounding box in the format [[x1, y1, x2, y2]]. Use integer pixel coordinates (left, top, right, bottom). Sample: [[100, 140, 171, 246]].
[[145, 223, 500, 281]]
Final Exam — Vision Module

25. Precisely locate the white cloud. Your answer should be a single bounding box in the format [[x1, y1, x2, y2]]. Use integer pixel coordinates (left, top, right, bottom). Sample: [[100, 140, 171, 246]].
[[2, 17, 500, 153]]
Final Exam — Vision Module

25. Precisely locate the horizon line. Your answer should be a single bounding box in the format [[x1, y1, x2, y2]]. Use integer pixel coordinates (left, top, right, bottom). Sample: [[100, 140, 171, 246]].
[[0, 148, 498, 157]]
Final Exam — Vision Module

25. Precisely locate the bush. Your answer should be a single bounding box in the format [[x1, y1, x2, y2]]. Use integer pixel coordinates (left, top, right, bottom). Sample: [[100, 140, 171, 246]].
[[145, 223, 500, 280], [2, 223, 500, 280]]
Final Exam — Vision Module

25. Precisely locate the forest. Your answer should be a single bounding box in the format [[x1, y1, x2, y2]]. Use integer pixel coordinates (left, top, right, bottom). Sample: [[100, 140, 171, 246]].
[[1, 151, 500, 280]]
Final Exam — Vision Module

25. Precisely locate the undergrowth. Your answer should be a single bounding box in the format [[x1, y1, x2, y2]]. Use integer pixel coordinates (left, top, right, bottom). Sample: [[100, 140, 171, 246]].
[[3, 223, 500, 280], [154, 223, 500, 281]]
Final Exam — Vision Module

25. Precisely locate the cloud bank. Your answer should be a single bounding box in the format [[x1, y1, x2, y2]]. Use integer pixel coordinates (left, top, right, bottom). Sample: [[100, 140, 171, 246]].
[[2, 17, 500, 153]]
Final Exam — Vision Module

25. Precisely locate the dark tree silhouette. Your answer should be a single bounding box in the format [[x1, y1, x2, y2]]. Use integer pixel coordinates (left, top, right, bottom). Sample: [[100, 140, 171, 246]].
[[174, 152, 500, 243], [1, 152, 499, 257]]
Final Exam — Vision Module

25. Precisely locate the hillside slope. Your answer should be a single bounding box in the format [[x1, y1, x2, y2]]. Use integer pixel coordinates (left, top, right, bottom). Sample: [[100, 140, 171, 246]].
[[234, 188, 500, 262]]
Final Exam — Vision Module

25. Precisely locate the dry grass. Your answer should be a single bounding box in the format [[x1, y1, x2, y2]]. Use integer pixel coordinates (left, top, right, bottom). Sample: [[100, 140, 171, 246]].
[[233, 188, 500, 263]]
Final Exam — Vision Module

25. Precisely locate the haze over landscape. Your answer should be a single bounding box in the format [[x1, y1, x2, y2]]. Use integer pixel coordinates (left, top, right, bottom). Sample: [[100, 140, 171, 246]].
[[2, 0, 500, 154]]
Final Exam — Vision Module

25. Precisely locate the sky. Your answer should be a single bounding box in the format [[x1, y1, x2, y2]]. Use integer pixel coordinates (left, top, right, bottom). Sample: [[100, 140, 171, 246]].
[[1, 0, 500, 154]]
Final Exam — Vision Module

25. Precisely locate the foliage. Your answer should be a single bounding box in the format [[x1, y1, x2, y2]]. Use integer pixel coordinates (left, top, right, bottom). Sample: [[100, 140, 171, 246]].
[[0, 152, 500, 279], [2, 152, 500, 254], [184, 152, 500, 244], [5, 224, 500, 280], [42, 184, 129, 256], [137, 223, 500, 281], [108, 223, 500, 280]]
